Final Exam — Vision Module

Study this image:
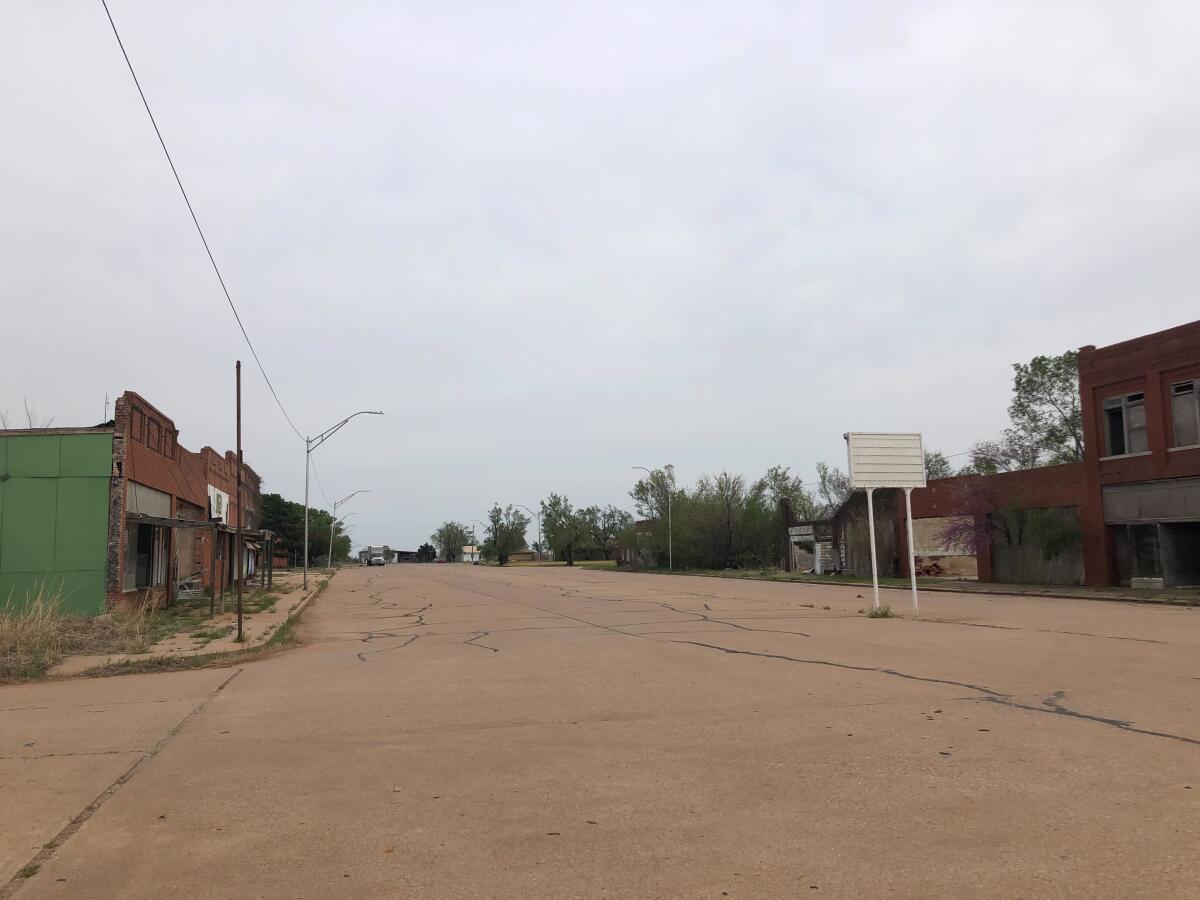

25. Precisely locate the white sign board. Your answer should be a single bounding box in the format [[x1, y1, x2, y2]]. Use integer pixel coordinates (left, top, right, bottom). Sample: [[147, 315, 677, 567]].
[[208, 484, 230, 522], [844, 431, 926, 616], [846, 432, 927, 489]]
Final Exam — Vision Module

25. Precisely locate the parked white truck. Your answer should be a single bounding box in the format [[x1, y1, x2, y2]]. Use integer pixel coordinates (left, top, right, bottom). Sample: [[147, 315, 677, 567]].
[[365, 545, 387, 566]]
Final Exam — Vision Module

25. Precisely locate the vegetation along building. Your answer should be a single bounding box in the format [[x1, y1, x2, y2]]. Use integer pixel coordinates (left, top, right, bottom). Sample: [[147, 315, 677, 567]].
[[830, 319, 1200, 589], [0, 391, 269, 614]]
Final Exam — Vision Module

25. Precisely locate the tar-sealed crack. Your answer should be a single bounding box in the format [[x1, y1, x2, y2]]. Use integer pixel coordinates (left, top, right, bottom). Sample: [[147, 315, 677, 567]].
[[404, 568, 1200, 748], [356, 635, 419, 662], [672, 640, 1200, 748], [463, 631, 500, 653], [982, 691, 1200, 747]]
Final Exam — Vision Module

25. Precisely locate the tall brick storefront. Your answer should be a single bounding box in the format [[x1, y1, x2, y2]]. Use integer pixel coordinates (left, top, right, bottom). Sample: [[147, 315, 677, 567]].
[[1078, 321, 1200, 587], [104, 391, 268, 608]]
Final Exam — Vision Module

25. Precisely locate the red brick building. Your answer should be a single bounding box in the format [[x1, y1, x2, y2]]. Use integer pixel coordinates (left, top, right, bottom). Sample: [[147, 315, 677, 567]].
[[1078, 320, 1200, 587], [106, 391, 267, 608], [835, 319, 1200, 589], [832, 464, 1087, 585]]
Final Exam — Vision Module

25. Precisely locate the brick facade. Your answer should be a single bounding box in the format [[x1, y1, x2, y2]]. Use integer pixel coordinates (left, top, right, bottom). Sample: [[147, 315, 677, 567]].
[[851, 319, 1200, 588], [1078, 320, 1200, 585], [105, 391, 265, 608]]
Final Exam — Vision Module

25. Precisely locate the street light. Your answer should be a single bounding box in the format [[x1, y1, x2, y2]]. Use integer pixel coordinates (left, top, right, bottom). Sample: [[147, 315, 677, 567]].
[[304, 411, 383, 588], [516, 503, 542, 563], [326, 490, 369, 571], [633, 464, 674, 571], [471, 519, 487, 563]]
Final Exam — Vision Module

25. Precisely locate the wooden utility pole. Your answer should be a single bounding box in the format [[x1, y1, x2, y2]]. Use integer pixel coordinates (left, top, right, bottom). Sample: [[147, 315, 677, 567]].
[[235, 361, 244, 642]]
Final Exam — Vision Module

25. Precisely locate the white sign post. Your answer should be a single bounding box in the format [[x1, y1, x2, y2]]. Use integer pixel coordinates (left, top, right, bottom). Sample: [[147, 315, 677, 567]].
[[845, 432, 927, 616]]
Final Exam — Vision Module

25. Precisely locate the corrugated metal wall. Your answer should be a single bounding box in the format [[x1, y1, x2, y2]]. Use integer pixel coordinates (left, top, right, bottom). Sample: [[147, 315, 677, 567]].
[[0, 432, 113, 614]]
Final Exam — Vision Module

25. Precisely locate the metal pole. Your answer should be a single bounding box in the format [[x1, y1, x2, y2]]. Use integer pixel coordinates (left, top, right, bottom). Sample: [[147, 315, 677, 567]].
[[235, 361, 244, 643], [209, 522, 217, 618], [267, 537, 274, 589], [904, 487, 919, 617], [218, 531, 225, 613], [327, 514, 338, 571], [668, 489, 673, 571], [303, 438, 310, 589], [865, 487, 880, 609]]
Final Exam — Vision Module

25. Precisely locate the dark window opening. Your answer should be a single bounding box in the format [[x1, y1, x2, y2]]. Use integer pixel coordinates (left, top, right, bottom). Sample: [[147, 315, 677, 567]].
[[124, 523, 168, 591], [1102, 393, 1146, 456], [1129, 524, 1161, 580], [1171, 380, 1199, 447]]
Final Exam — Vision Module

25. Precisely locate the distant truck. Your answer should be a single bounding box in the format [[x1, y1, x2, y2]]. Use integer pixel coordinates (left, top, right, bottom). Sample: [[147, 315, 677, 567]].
[[365, 545, 387, 566]]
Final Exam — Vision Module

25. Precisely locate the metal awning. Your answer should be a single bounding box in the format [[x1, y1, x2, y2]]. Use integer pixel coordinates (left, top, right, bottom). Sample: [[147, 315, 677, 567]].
[[125, 515, 271, 541], [125, 514, 214, 530]]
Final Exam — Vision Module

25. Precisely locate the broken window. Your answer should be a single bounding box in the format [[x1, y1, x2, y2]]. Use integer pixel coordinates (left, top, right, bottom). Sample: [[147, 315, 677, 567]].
[[1171, 380, 1199, 448], [1102, 392, 1147, 456], [124, 523, 168, 591], [1129, 524, 1162, 580]]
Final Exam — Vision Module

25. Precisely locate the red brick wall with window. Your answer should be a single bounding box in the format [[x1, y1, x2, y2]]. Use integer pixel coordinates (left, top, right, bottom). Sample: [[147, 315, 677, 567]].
[[1078, 320, 1200, 584]]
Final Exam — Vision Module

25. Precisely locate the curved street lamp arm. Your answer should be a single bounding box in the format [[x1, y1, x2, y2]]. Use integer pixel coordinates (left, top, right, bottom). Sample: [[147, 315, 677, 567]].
[[310, 410, 384, 451], [333, 489, 370, 510]]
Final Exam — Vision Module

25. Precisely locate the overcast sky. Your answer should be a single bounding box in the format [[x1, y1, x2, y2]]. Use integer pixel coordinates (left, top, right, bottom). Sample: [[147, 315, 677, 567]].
[[3, 1, 1198, 548]]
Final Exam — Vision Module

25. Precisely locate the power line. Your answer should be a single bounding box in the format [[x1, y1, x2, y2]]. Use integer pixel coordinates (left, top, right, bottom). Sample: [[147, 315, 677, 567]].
[[98, 0, 305, 442], [309, 457, 332, 507]]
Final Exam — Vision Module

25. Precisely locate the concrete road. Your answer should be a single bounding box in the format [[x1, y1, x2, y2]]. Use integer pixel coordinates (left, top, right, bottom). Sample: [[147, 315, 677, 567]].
[[3, 565, 1199, 899]]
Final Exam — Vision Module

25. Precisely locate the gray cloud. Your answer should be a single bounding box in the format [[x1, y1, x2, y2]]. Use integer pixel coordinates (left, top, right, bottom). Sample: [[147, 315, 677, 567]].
[[3, 1, 1198, 546]]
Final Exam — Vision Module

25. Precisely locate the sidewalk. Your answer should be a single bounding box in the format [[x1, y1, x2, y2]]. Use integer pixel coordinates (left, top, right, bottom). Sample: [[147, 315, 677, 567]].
[[48, 569, 330, 677], [621, 567, 1200, 606]]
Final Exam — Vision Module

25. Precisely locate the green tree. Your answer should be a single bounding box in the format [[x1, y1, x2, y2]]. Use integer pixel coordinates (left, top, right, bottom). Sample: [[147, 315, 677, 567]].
[[753, 465, 820, 519], [815, 462, 852, 514], [583, 505, 634, 560], [416, 542, 437, 563], [962, 350, 1083, 474], [540, 494, 590, 565], [629, 466, 678, 565], [483, 503, 531, 565], [430, 521, 472, 562], [960, 435, 1043, 475], [1009, 350, 1082, 463], [924, 450, 953, 480], [261, 492, 338, 562]]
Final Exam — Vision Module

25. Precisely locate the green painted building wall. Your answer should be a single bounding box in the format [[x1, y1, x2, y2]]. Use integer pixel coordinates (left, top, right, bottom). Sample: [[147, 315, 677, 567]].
[[0, 431, 113, 614]]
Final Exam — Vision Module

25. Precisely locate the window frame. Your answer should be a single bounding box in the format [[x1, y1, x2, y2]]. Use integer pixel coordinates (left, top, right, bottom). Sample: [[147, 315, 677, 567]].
[[1101, 391, 1147, 457], [1169, 380, 1200, 449]]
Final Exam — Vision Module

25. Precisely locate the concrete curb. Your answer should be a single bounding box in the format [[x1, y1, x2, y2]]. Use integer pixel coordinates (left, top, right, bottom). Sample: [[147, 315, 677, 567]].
[[616, 567, 1200, 608], [47, 572, 336, 680]]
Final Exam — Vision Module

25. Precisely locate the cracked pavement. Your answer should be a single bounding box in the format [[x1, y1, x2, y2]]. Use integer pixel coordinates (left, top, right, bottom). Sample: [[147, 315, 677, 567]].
[[2, 564, 1199, 898]]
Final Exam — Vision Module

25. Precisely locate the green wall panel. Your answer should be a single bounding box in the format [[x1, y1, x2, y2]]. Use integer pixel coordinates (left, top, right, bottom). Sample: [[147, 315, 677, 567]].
[[0, 572, 103, 614], [54, 478, 109, 571], [1, 478, 57, 572], [4, 435, 61, 477], [60, 433, 114, 476], [54, 571, 107, 615], [0, 433, 114, 615], [0, 573, 42, 607]]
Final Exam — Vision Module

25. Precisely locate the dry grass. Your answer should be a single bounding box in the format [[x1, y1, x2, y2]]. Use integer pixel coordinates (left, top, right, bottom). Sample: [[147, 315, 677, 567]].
[[0, 587, 170, 681]]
